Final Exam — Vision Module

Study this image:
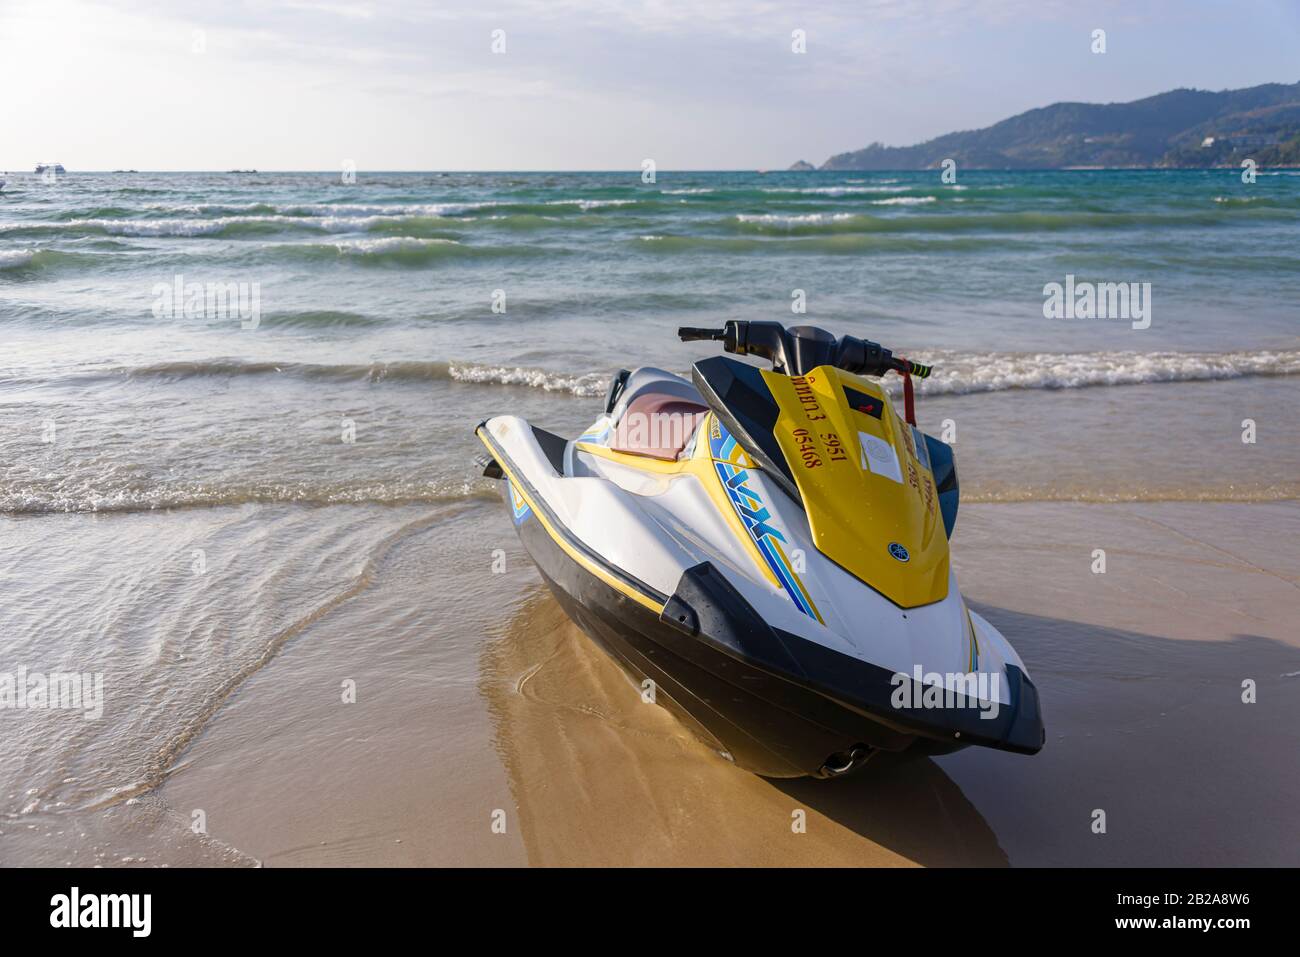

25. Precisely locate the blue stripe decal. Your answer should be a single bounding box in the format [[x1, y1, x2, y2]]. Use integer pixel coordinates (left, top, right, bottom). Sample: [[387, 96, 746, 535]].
[[708, 419, 821, 623]]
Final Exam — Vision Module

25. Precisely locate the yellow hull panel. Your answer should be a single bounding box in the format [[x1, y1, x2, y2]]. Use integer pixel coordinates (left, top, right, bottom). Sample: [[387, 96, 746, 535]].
[[760, 366, 949, 608]]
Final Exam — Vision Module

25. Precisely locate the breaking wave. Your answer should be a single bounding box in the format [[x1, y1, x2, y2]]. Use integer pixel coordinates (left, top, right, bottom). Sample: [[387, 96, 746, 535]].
[[912, 348, 1300, 395], [102, 357, 609, 395], [65, 349, 1300, 397], [0, 248, 99, 275], [0, 248, 40, 270], [261, 237, 554, 265], [0, 478, 498, 515]]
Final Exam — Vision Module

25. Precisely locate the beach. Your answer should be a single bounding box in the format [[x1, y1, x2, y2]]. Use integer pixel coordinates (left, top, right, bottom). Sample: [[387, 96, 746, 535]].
[[4, 498, 1295, 867], [2, 170, 1298, 866], [166, 499, 1300, 867]]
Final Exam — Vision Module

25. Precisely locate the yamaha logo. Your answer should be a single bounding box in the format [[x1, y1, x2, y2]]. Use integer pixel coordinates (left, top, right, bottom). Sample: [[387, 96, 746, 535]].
[[888, 542, 910, 563]]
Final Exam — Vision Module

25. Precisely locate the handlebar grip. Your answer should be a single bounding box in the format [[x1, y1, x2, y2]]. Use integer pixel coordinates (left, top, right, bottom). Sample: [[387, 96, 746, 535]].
[[906, 360, 932, 379], [677, 326, 725, 342]]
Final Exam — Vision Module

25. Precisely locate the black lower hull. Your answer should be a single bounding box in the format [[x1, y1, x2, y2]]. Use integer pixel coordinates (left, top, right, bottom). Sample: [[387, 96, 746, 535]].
[[510, 491, 964, 777]]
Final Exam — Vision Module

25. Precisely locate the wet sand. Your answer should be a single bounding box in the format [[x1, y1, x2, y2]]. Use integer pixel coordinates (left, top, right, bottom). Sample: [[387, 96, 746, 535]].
[[6, 499, 1295, 866], [479, 595, 998, 866], [143, 499, 1300, 867]]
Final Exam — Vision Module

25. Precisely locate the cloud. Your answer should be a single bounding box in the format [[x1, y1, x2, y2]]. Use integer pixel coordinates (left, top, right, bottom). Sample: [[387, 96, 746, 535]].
[[2, 0, 1293, 169]]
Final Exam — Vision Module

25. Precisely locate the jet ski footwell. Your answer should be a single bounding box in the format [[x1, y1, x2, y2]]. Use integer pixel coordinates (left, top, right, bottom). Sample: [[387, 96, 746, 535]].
[[483, 425, 1044, 779]]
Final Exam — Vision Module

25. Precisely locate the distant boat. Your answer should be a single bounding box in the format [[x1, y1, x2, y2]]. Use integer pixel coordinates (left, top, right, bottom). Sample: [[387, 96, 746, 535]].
[[35, 162, 66, 175]]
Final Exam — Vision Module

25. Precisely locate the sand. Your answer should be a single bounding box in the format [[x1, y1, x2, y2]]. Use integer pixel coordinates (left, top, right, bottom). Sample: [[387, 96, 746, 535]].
[[144, 499, 1300, 867]]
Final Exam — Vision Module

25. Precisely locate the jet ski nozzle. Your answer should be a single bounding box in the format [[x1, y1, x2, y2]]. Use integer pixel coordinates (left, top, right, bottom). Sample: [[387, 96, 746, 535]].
[[817, 745, 874, 778]]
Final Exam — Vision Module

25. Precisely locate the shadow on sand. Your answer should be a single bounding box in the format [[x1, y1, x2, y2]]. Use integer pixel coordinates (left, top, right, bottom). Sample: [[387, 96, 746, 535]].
[[772, 751, 1010, 866], [931, 602, 1300, 867], [480, 588, 1300, 866]]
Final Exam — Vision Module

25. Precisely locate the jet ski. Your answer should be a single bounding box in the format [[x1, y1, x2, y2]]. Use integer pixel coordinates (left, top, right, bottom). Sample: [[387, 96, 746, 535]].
[[476, 321, 1044, 778]]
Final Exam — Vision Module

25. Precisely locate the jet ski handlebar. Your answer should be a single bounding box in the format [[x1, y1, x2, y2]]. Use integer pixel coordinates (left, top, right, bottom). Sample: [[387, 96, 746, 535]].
[[677, 320, 931, 380], [677, 327, 727, 342]]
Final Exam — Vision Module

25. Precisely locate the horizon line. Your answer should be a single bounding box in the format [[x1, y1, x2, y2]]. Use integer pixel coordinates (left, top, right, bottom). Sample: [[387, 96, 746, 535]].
[[4, 167, 1289, 174]]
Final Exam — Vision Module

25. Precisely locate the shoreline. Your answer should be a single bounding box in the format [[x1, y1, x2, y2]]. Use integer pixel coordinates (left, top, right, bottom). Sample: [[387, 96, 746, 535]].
[[3, 493, 1296, 866], [125, 499, 1300, 866]]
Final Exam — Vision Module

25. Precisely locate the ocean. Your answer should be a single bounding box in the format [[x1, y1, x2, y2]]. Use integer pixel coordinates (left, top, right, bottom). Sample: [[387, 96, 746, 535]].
[[3, 169, 1298, 510], [2, 169, 1298, 866]]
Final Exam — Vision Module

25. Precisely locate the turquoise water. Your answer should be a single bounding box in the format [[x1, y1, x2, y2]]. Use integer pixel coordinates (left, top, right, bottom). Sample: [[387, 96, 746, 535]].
[[2, 169, 1298, 509]]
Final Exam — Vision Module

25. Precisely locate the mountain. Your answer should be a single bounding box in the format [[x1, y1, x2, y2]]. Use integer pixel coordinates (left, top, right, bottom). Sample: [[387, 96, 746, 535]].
[[809, 82, 1300, 170]]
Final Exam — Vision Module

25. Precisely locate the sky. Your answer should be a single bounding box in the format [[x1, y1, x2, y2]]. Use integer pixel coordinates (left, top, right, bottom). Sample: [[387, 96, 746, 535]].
[[1, 0, 1298, 171]]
